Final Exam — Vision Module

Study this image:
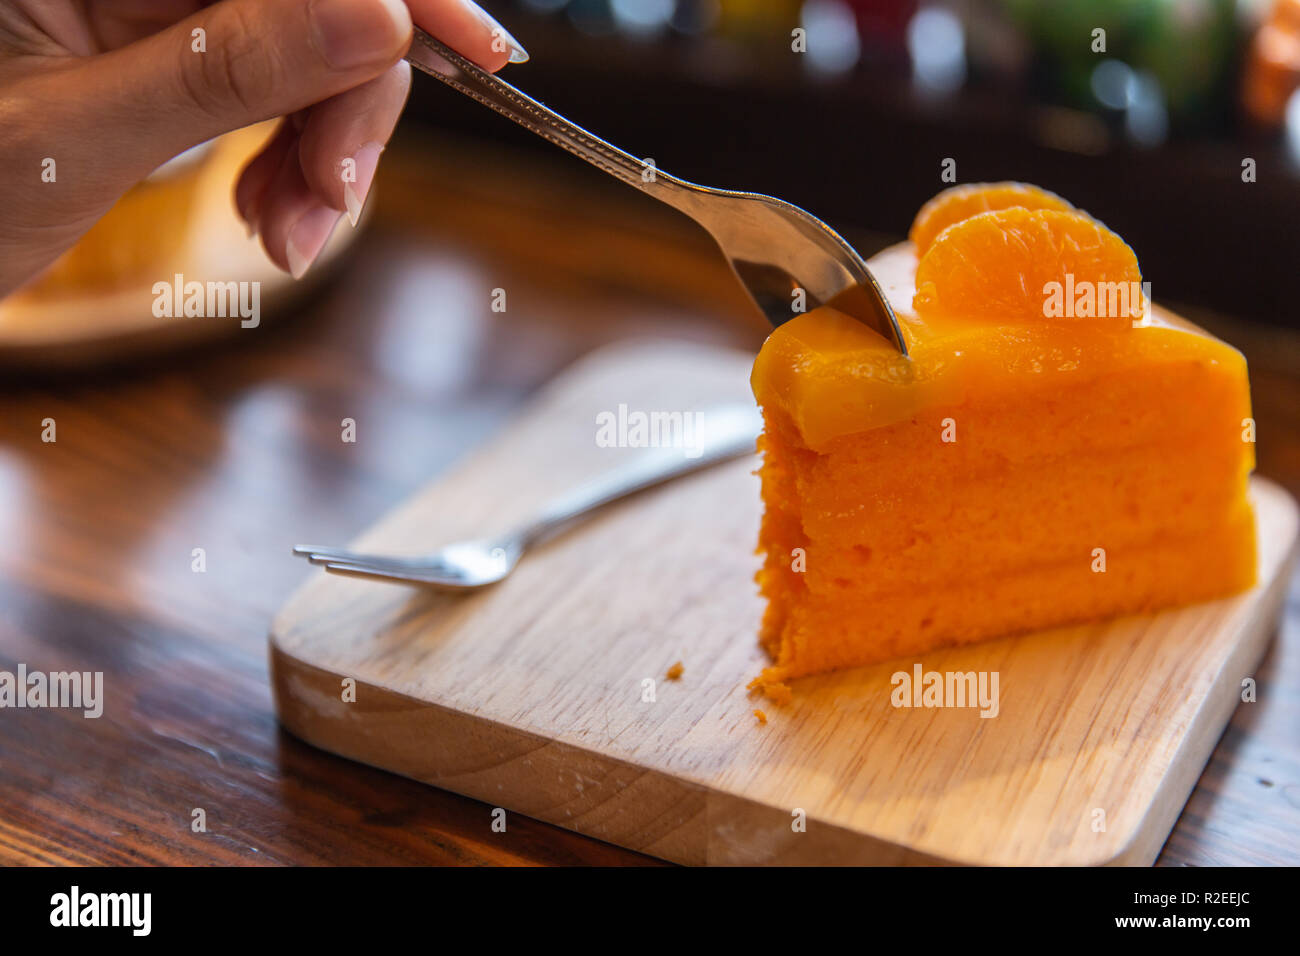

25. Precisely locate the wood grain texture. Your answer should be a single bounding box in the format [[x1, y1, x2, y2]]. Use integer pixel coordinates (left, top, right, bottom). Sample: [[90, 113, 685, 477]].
[[1, 129, 1297, 865], [270, 340, 1299, 866]]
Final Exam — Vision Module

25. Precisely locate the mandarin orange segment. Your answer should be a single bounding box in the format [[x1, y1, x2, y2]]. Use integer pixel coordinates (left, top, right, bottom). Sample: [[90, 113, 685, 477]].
[[912, 207, 1143, 324], [908, 182, 1075, 255]]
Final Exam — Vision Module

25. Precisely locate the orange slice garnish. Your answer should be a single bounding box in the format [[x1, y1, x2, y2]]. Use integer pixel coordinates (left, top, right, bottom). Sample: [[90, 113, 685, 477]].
[[909, 182, 1075, 256], [912, 207, 1144, 325]]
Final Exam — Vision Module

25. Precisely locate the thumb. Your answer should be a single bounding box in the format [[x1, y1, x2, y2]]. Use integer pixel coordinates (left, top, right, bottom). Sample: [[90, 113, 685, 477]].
[[77, 0, 413, 180]]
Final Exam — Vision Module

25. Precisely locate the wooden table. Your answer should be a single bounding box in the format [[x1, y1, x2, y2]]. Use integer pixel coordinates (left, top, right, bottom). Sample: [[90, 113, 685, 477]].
[[0, 129, 1295, 866]]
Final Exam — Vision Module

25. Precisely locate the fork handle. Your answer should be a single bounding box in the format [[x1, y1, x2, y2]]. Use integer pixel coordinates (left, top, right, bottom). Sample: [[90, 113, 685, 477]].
[[405, 28, 686, 206], [516, 403, 762, 548]]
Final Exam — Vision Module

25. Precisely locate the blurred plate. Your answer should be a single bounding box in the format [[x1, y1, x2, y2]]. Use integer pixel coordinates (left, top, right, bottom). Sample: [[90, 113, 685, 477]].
[[0, 122, 360, 370]]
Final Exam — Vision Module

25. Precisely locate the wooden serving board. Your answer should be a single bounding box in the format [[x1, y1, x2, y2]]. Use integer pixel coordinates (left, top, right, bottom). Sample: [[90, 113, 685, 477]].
[[270, 340, 1298, 866]]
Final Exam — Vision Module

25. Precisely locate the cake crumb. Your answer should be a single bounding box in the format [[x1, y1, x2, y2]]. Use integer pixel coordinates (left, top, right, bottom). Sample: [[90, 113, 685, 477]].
[[747, 672, 793, 706], [763, 682, 792, 706], [753, 709, 768, 725], [665, 661, 684, 681]]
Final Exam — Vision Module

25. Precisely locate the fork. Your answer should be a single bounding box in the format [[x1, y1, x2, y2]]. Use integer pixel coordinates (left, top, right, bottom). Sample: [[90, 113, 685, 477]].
[[293, 402, 762, 589], [403, 26, 908, 356]]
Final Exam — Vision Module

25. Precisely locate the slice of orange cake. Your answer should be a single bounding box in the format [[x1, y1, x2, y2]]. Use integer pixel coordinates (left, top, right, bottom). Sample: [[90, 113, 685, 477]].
[[751, 182, 1257, 685]]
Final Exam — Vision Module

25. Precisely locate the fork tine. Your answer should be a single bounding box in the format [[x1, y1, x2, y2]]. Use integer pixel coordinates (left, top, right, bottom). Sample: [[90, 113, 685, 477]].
[[321, 561, 478, 589], [296, 546, 434, 569], [309, 554, 458, 576], [293, 544, 372, 560]]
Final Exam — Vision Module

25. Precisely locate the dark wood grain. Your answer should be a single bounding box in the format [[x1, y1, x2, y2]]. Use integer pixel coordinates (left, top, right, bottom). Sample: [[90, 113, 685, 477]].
[[0, 128, 1295, 866]]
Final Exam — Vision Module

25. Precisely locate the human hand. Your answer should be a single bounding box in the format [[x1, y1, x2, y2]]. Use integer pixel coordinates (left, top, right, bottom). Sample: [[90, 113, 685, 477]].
[[0, 0, 527, 296]]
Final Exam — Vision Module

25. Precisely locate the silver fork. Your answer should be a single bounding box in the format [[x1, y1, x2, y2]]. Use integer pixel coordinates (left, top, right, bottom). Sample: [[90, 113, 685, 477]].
[[293, 403, 761, 589], [403, 27, 908, 356]]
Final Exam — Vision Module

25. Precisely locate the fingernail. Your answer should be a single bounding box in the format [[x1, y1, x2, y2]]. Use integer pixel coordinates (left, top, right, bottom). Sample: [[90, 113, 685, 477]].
[[286, 206, 344, 279], [463, 0, 530, 64], [242, 198, 261, 240], [343, 142, 384, 227], [309, 0, 412, 70]]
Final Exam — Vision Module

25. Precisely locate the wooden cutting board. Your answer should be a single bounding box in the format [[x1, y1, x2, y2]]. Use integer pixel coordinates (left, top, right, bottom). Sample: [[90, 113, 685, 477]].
[[270, 340, 1298, 866]]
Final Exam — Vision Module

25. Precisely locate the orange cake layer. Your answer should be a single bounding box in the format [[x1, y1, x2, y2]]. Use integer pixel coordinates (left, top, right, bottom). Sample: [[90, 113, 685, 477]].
[[751, 186, 1257, 684]]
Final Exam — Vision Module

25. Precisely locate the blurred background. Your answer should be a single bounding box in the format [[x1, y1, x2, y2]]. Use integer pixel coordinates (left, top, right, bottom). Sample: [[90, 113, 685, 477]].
[[400, 0, 1300, 328], [10, 0, 1300, 355]]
